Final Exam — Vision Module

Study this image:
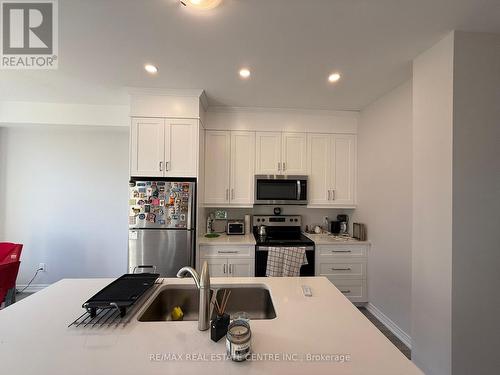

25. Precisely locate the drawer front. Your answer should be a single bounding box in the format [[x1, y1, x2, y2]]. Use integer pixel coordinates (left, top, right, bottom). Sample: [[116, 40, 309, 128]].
[[319, 259, 366, 279], [199, 245, 254, 258], [317, 245, 368, 257], [326, 278, 367, 303]]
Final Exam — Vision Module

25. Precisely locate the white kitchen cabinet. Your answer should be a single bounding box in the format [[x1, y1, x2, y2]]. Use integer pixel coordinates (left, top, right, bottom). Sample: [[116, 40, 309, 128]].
[[307, 133, 356, 207], [255, 132, 282, 174], [255, 132, 307, 175], [204, 130, 255, 207], [307, 134, 331, 205], [164, 119, 198, 177], [228, 258, 255, 277], [198, 245, 255, 277], [202, 257, 227, 277], [130, 117, 198, 178], [130, 118, 165, 177], [204, 131, 231, 205], [282, 132, 307, 174], [315, 243, 369, 303], [330, 134, 356, 205], [230, 131, 255, 205]]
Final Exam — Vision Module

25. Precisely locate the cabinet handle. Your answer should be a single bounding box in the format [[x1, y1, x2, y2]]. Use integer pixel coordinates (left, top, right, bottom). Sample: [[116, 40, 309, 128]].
[[218, 250, 238, 254], [331, 250, 351, 253], [277, 162, 281, 171], [223, 263, 227, 274], [229, 264, 232, 274], [332, 267, 352, 271], [231, 189, 234, 200], [282, 162, 286, 171], [159, 161, 163, 171], [341, 290, 351, 294], [165, 161, 169, 171], [328, 190, 331, 200], [331, 189, 335, 200]]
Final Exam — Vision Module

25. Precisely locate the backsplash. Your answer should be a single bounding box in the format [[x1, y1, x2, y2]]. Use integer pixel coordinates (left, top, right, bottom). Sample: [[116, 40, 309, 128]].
[[204, 206, 355, 232]]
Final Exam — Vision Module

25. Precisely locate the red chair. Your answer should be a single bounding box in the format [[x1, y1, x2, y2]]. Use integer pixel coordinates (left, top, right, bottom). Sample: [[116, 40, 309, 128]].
[[0, 243, 23, 265], [0, 261, 21, 307]]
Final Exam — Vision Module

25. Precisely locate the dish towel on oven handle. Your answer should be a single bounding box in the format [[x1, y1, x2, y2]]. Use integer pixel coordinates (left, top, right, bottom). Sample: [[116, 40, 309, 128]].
[[265, 247, 308, 277]]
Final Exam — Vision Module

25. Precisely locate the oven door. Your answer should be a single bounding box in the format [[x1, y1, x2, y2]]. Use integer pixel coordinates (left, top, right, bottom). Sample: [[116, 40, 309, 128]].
[[255, 246, 315, 276], [254, 175, 307, 205]]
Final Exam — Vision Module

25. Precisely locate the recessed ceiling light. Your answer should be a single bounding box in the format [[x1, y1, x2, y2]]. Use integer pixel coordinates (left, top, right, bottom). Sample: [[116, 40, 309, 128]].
[[180, 0, 222, 10], [144, 64, 158, 74], [328, 72, 341, 83], [239, 68, 251, 79]]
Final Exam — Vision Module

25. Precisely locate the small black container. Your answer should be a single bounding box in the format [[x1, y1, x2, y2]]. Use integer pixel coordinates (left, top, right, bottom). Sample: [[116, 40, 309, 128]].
[[211, 313, 230, 342]]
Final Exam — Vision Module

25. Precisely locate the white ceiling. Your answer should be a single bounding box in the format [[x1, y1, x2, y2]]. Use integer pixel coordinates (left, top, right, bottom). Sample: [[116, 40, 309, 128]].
[[1, 0, 499, 110]]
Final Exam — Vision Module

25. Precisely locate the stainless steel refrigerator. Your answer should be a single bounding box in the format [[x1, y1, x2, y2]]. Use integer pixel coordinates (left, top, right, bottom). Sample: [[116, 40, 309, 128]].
[[128, 179, 196, 277]]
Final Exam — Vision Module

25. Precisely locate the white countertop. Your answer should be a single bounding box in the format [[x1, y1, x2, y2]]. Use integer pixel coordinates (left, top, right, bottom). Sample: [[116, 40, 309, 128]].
[[0, 277, 421, 375], [304, 233, 371, 245], [198, 233, 256, 245]]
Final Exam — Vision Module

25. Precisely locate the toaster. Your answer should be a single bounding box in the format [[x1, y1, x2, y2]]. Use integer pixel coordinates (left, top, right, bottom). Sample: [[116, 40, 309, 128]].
[[226, 220, 245, 235]]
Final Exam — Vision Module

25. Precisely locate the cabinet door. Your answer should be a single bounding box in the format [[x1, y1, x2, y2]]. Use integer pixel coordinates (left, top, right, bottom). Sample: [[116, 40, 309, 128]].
[[282, 132, 307, 175], [200, 257, 227, 277], [164, 119, 198, 177], [230, 131, 255, 205], [204, 131, 231, 205], [331, 135, 356, 205], [307, 134, 331, 205], [255, 132, 282, 174], [130, 118, 165, 177], [228, 258, 255, 277]]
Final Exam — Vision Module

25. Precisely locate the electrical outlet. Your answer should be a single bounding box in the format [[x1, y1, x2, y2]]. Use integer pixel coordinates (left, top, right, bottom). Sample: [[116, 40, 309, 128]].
[[38, 263, 46, 272]]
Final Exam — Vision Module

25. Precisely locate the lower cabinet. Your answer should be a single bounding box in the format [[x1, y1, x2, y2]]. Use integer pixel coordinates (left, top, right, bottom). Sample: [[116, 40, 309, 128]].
[[315, 244, 369, 303], [198, 245, 255, 277]]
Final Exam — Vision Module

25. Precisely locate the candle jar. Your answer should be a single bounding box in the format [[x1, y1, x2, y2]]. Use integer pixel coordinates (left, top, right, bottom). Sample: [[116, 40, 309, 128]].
[[210, 313, 230, 342]]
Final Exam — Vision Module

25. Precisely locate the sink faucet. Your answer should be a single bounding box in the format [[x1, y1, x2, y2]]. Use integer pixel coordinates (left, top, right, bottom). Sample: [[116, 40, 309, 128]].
[[176, 261, 210, 331]]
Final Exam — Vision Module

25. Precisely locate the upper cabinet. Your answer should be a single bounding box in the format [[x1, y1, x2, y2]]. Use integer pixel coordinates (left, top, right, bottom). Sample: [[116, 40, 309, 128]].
[[255, 132, 307, 175], [130, 117, 198, 177], [307, 133, 356, 207], [204, 130, 255, 207]]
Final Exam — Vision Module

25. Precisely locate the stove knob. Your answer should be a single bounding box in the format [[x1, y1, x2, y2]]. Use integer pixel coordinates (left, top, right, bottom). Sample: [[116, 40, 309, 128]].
[[294, 219, 298, 222], [257, 218, 260, 222], [289, 218, 293, 222], [262, 218, 266, 222]]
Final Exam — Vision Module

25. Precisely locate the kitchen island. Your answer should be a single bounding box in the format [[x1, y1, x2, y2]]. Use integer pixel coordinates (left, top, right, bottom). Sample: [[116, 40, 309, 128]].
[[0, 277, 422, 375]]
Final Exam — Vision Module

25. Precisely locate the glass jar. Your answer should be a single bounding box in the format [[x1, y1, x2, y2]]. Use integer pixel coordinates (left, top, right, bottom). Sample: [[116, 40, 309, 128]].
[[226, 320, 251, 362]]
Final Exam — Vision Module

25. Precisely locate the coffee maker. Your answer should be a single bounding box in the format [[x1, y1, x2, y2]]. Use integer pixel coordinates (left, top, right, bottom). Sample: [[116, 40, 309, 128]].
[[337, 214, 349, 236]]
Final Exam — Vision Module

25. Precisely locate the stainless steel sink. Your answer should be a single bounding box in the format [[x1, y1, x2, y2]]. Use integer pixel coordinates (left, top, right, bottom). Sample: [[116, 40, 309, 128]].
[[138, 284, 276, 322]]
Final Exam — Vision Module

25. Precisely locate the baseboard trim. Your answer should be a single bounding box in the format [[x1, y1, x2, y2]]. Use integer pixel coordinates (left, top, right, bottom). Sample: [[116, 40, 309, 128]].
[[16, 284, 50, 293], [366, 302, 412, 349]]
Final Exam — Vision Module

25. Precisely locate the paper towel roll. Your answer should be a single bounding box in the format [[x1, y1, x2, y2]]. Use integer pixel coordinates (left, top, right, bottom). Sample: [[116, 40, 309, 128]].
[[244, 214, 251, 234]]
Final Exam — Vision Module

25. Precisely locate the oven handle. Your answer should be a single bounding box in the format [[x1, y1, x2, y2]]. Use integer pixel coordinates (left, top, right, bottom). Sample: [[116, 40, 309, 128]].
[[256, 246, 315, 252], [297, 180, 301, 201]]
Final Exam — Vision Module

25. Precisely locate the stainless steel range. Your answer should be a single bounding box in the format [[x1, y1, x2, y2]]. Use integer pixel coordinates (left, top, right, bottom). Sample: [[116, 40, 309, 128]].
[[253, 215, 315, 277]]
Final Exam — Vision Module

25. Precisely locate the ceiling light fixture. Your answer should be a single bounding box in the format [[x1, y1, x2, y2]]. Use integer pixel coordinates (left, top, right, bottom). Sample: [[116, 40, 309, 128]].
[[239, 68, 251, 79], [328, 72, 341, 83], [180, 0, 222, 10], [144, 64, 158, 74]]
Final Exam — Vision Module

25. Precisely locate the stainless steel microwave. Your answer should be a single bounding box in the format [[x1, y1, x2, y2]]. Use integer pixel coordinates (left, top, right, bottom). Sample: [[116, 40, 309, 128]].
[[254, 175, 308, 205]]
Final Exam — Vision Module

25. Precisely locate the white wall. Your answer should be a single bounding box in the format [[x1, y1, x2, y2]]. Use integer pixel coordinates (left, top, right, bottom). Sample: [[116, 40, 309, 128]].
[[451, 31, 500, 375], [0, 125, 129, 288], [353, 81, 413, 338], [412, 32, 454, 375]]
